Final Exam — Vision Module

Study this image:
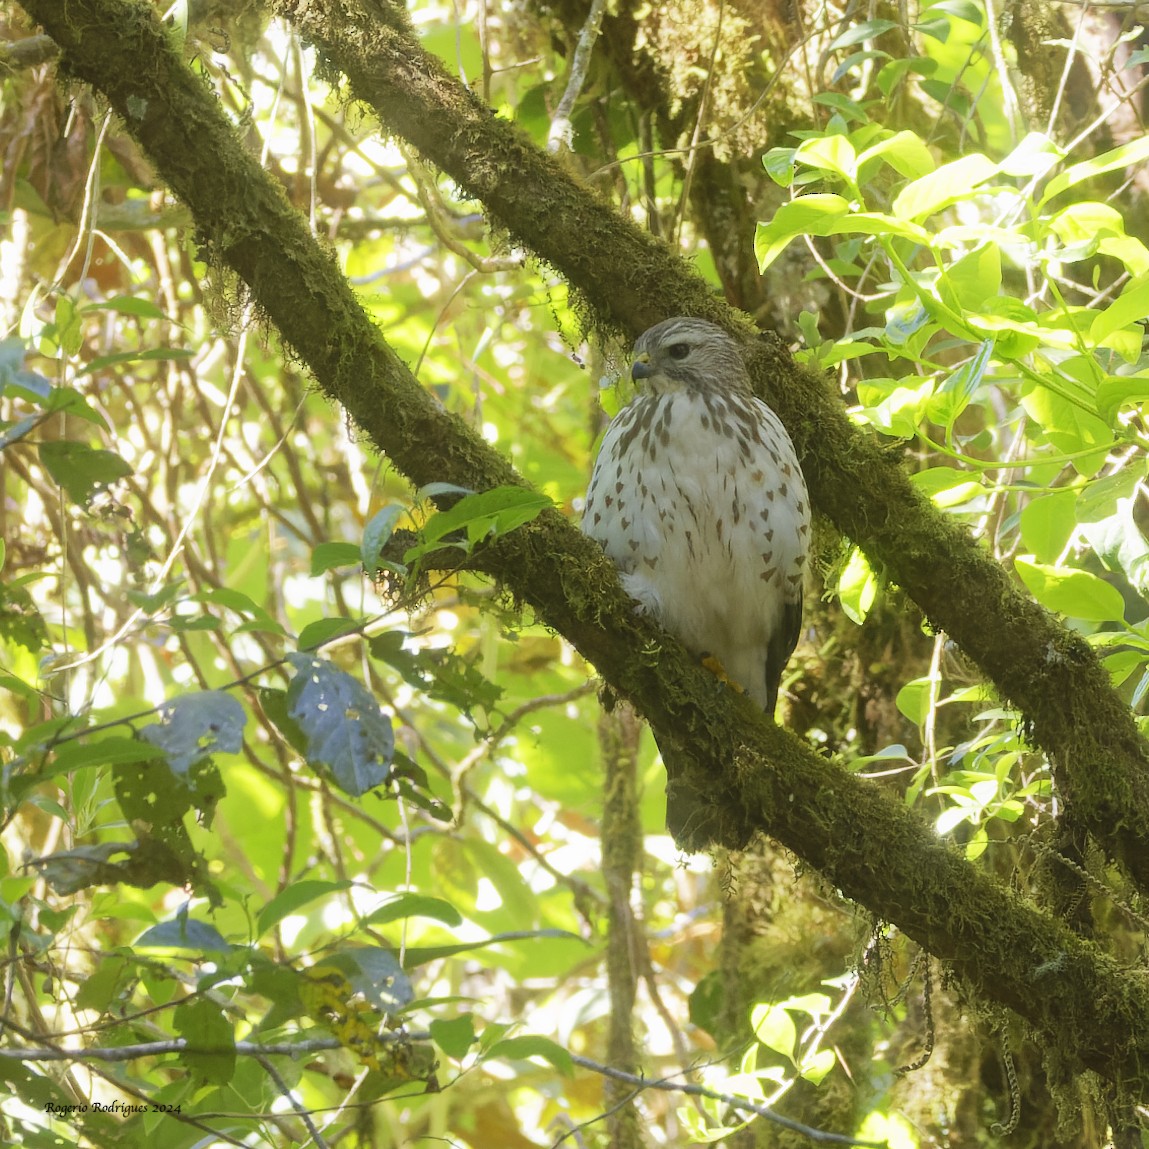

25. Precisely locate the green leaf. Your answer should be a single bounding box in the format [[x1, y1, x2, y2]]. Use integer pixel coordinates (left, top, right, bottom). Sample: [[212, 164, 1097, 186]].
[[487, 1034, 573, 1076], [1076, 466, 1145, 523], [827, 18, 900, 49], [174, 997, 236, 1085], [762, 147, 797, 187], [756, 196, 932, 271], [409, 486, 551, 559], [911, 467, 985, 508], [1045, 202, 1149, 276], [46, 736, 166, 777], [1079, 499, 1149, 596], [297, 617, 362, 649], [799, 1047, 837, 1084], [945, 246, 1001, 310], [857, 130, 935, 180], [369, 630, 503, 718], [1019, 490, 1077, 563], [430, 1015, 476, 1060], [779, 991, 832, 1016], [38, 440, 132, 505], [55, 296, 83, 356], [895, 677, 932, 725], [256, 879, 355, 937], [1041, 134, 1149, 205], [79, 346, 193, 374], [927, 339, 994, 429], [365, 893, 464, 928], [401, 928, 584, 969], [1090, 272, 1149, 346], [1020, 386, 1111, 478], [999, 131, 1064, 178], [750, 1003, 796, 1060], [1014, 557, 1126, 622], [310, 541, 361, 575], [838, 546, 877, 624], [82, 295, 166, 319], [891, 153, 999, 221], [794, 135, 857, 181], [75, 953, 135, 1013], [929, 0, 984, 24], [755, 194, 850, 270]]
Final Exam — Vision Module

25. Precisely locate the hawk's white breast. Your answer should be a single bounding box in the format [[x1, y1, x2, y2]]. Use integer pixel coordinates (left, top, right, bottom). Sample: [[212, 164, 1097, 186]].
[[583, 388, 809, 708]]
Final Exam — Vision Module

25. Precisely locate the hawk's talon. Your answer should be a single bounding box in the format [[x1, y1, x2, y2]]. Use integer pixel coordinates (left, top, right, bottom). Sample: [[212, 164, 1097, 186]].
[[701, 653, 745, 694]]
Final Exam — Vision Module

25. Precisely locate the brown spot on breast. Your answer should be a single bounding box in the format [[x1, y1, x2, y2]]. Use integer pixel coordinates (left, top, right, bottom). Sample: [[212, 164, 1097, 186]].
[[605, 496, 614, 508]]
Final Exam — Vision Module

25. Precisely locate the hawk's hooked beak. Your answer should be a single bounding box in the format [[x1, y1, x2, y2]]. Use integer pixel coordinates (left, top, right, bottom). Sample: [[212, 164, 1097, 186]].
[[631, 352, 653, 381]]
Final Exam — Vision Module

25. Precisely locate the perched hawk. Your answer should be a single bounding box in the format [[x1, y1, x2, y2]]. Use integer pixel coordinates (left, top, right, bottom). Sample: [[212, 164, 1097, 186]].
[[584, 317, 810, 715]]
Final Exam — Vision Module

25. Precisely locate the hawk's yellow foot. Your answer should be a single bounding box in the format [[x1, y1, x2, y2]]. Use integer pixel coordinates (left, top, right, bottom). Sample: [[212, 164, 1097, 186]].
[[701, 653, 746, 695]]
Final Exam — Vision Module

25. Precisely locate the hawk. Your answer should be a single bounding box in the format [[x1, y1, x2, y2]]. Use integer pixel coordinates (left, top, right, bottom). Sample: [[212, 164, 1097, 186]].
[[584, 317, 810, 715]]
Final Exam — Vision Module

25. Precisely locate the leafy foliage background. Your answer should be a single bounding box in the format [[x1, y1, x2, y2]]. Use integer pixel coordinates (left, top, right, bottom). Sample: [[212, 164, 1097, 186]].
[[2, 0, 1149, 1146]]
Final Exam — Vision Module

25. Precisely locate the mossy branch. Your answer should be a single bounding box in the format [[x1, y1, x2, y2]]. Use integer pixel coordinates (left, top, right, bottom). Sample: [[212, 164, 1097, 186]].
[[269, 0, 1149, 895], [18, 0, 1149, 1091]]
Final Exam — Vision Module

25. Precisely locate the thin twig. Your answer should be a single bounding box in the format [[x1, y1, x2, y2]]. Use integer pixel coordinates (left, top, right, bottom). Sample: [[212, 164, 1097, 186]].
[[568, 1053, 886, 1146], [548, 0, 607, 154]]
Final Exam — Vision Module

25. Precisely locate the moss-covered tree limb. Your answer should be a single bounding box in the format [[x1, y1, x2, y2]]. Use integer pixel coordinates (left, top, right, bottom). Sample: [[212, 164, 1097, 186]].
[[20, 0, 1149, 1090], [265, 0, 1149, 894]]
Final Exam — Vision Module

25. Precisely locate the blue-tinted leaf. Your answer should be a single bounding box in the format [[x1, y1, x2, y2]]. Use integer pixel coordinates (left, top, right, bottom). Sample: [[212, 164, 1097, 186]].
[[139, 692, 246, 776], [285, 654, 394, 796], [322, 945, 413, 1011], [363, 504, 405, 569], [137, 916, 234, 953]]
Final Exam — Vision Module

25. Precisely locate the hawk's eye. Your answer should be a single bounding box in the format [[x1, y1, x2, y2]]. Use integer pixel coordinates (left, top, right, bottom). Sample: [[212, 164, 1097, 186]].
[[667, 342, 691, 360]]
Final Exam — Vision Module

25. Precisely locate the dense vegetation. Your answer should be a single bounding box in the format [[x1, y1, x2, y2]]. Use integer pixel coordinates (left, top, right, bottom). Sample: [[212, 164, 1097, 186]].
[[3, 0, 1149, 1145]]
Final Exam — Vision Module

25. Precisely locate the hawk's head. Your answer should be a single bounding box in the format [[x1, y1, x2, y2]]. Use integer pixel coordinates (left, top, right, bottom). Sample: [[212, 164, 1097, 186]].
[[631, 317, 751, 396]]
